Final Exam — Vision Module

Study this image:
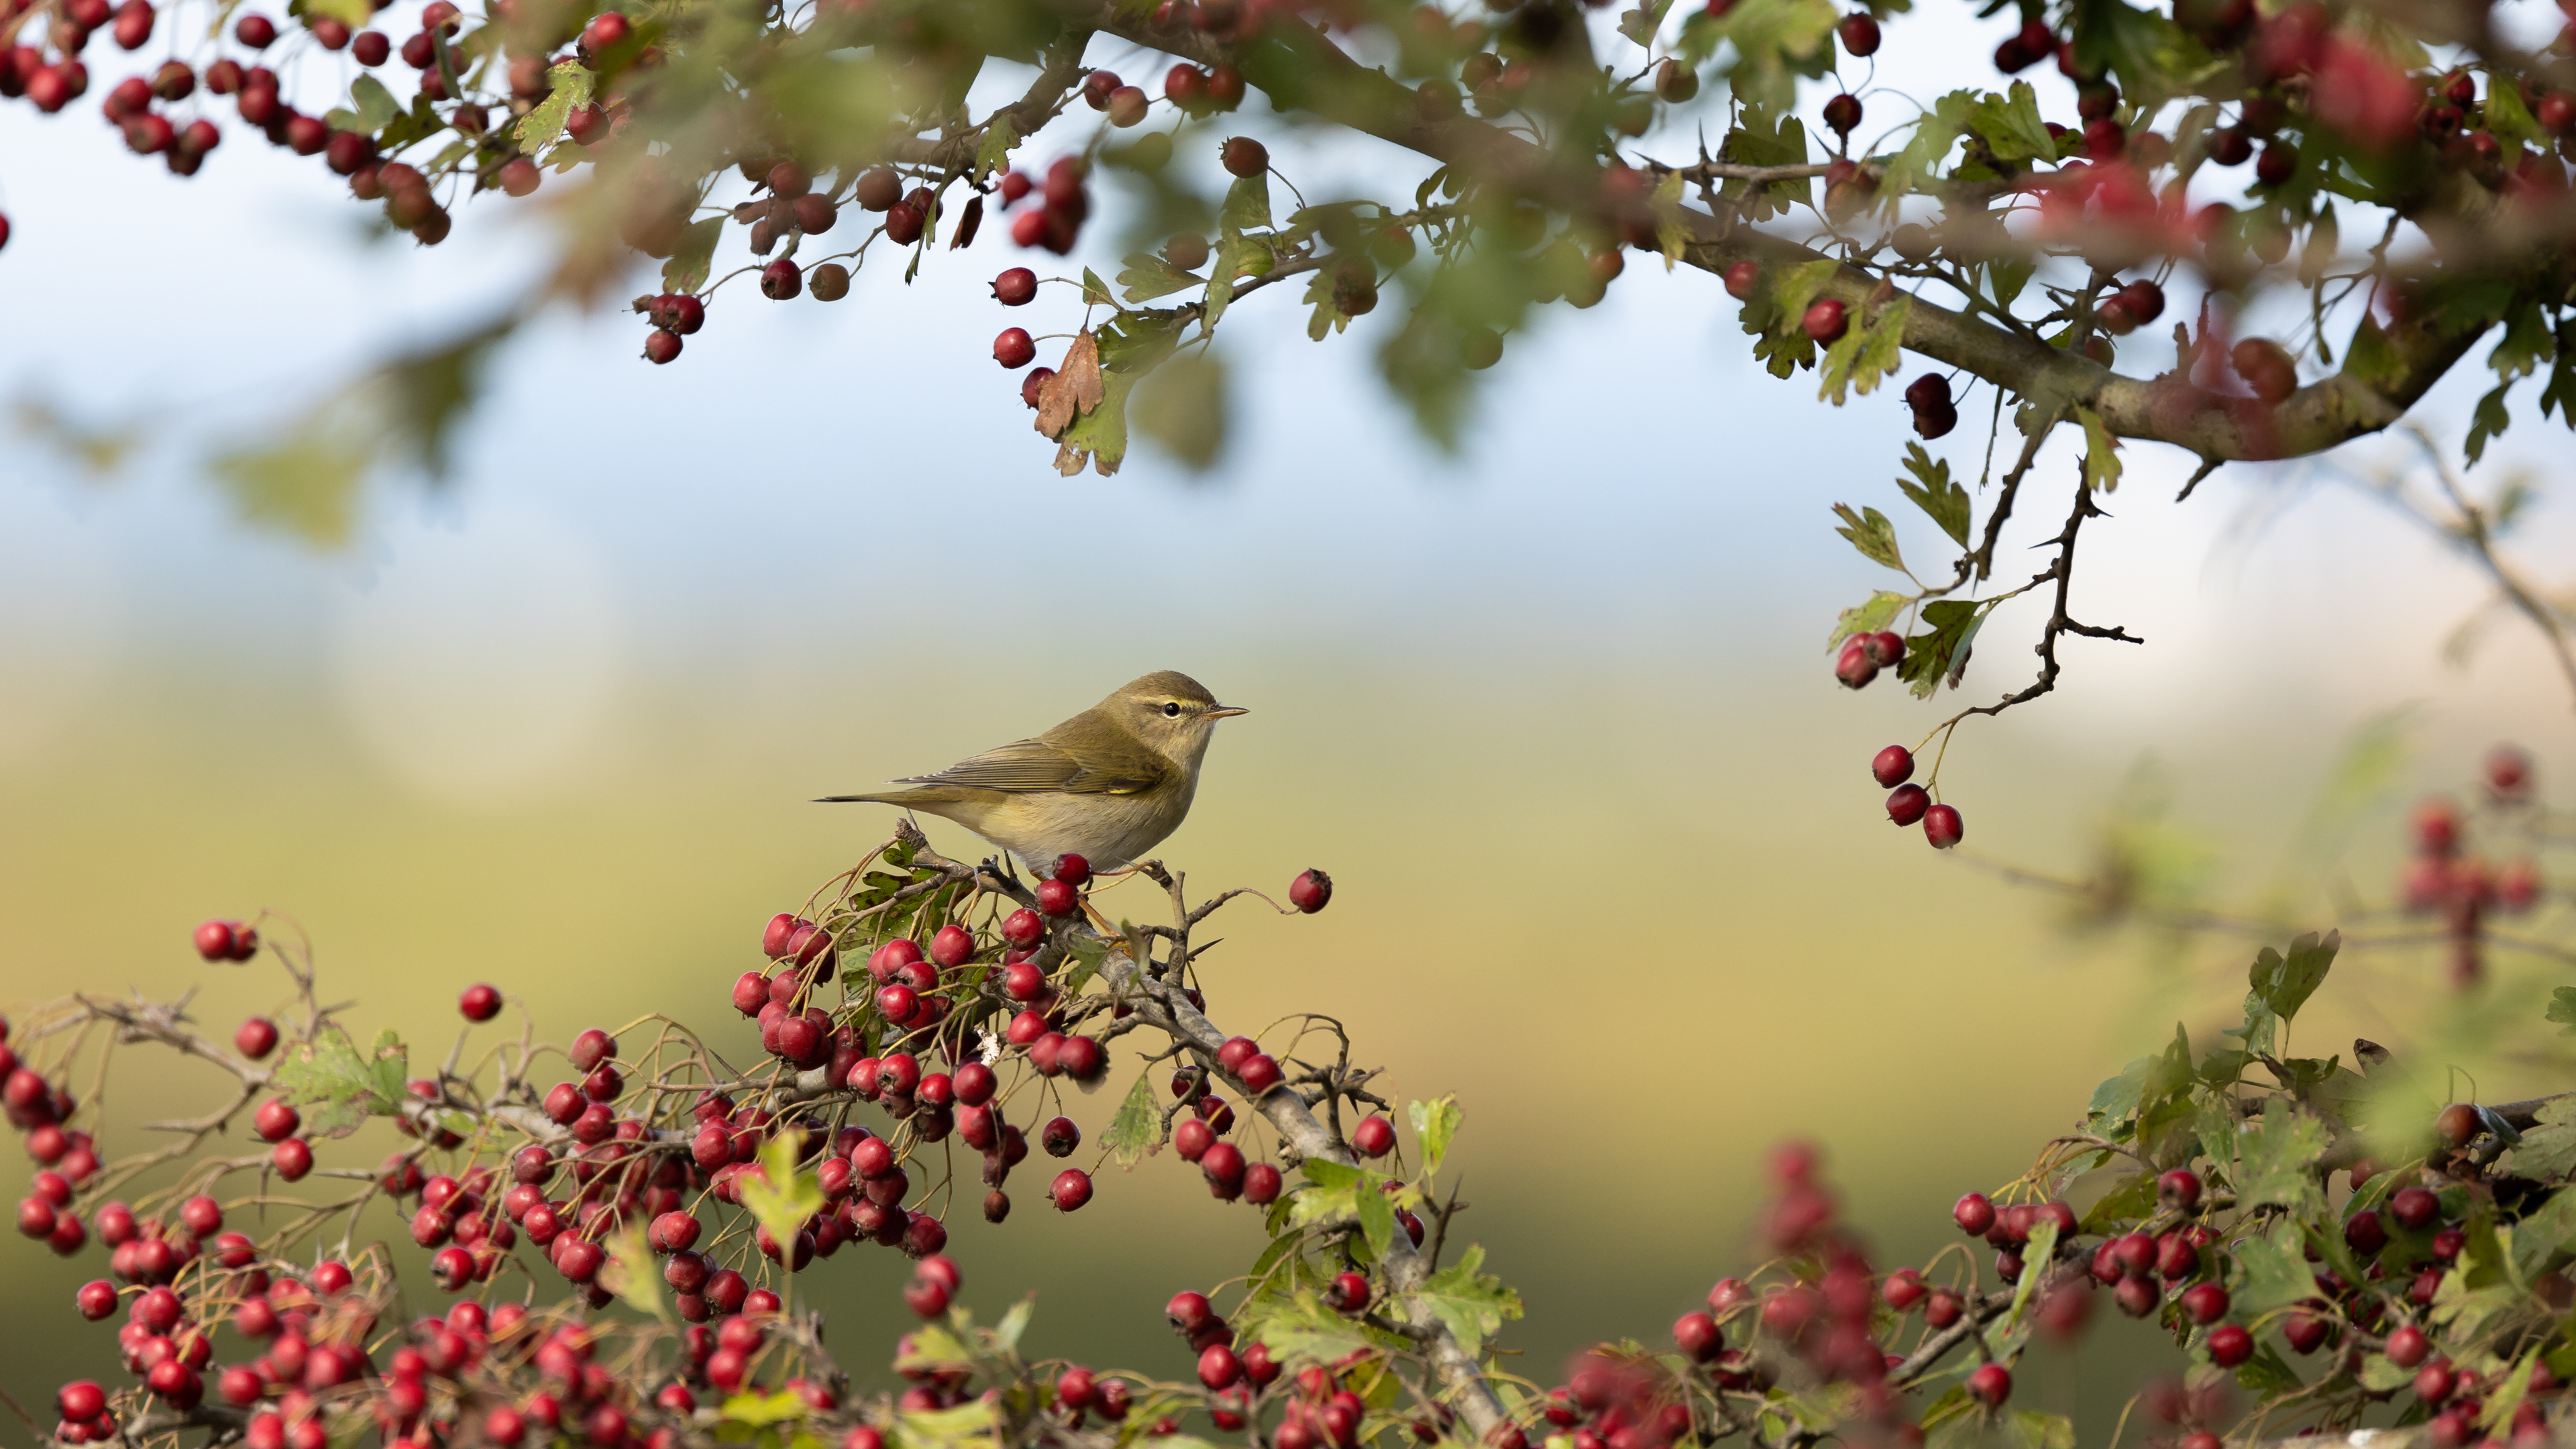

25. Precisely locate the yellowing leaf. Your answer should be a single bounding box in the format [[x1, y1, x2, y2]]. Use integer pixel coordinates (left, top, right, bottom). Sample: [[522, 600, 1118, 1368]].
[[598, 1220, 669, 1322], [739, 1130, 824, 1253], [1408, 1096, 1460, 1179]]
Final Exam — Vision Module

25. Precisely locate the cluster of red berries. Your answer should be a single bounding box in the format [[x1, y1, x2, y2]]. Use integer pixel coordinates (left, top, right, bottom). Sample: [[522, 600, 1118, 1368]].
[[1833, 629, 1904, 691], [11, 1014, 107, 1256], [1866, 744, 1963, 849], [2400, 747, 2544, 987], [192, 917, 261, 961]]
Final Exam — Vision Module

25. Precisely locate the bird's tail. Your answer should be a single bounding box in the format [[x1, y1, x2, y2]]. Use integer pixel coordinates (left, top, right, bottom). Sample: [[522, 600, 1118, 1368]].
[[814, 788, 974, 806]]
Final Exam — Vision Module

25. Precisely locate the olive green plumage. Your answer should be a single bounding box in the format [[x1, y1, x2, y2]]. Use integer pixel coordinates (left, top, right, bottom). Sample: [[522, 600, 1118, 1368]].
[[818, 671, 1246, 875]]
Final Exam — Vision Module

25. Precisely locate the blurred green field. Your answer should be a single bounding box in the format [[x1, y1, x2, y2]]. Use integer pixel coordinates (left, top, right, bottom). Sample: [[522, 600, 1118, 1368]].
[[0, 651, 2565, 1444]]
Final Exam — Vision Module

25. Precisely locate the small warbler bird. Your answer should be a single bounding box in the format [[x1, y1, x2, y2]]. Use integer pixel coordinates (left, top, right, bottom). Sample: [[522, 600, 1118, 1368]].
[[818, 671, 1246, 875]]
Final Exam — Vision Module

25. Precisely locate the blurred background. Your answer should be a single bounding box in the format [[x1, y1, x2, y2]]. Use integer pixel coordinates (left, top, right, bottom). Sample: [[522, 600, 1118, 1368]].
[[5, 6, 2576, 1435]]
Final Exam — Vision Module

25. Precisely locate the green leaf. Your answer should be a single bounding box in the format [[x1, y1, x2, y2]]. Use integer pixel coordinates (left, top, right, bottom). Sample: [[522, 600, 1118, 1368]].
[[2006, 1217, 2059, 1326], [1828, 590, 1910, 652], [2481, 1350, 2540, 1434], [991, 1295, 1034, 1356], [2508, 1184, 2576, 1280], [598, 1220, 669, 1322], [1831, 503, 1907, 572], [2233, 1220, 2316, 1314], [1718, 103, 1815, 215], [893, 1401, 995, 1449], [1879, 92, 1974, 199], [1898, 597, 1992, 697], [1895, 442, 1970, 547], [348, 74, 401, 132], [1354, 1175, 1397, 1262], [1291, 1158, 1366, 1230], [2246, 931, 2338, 1027], [2078, 1173, 2154, 1234], [1103, 1071, 1166, 1168], [661, 216, 723, 297], [1770, 258, 1842, 331], [2550, 987, 2576, 1037], [892, 1324, 977, 1373], [2486, 81, 2544, 154], [300, 0, 368, 26], [972, 114, 1018, 184], [1971, 81, 2055, 162], [2465, 383, 2513, 465], [1409, 1096, 1460, 1179], [1051, 368, 1135, 478], [1060, 934, 1110, 998], [2077, 407, 2123, 493], [2344, 315, 2408, 390], [2001, 1411, 2075, 1449], [1118, 252, 1202, 303], [1081, 268, 1116, 307], [2231, 1340, 2302, 1394], [720, 1391, 813, 1429], [739, 1130, 824, 1253], [2236, 1098, 2331, 1213], [2511, 1098, 2576, 1181], [207, 429, 370, 548], [1234, 1287, 1386, 1364], [1414, 1244, 1522, 1357], [2359, 1354, 2418, 1392], [1132, 351, 1228, 471], [1986, 256, 2033, 308], [1819, 296, 1909, 405], [1222, 174, 1271, 233], [269, 1024, 408, 1138], [512, 60, 594, 153]]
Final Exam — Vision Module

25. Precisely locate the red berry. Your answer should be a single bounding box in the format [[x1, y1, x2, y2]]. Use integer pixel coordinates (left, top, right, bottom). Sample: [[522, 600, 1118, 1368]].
[[193, 920, 239, 961], [1198, 1344, 1242, 1389], [1244, 1163, 1282, 1204], [1724, 260, 1760, 299], [459, 984, 501, 1022], [760, 259, 802, 301], [1673, 1311, 1721, 1361], [2179, 1281, 2229, 1324], [2207, 1324, 2253, 1366], [931, 924, 975, 967], [1923, 804, 1964, 849], [580, 11, 628, 52], [1823, 93, 1862, 136], [1289, 869, 1332, 913], [235, 1017, 279, 1060], [234, 13, 275, 45], [1835, 639, 1878, 689], [1042, 1116, 1081, 1157], [2391, 1185, 2439, 1230], [1803, 298, 1848, 344], [1953, 1192, 1995, 1236], [1966, 1363, 2011, 1407], [272, 1138, 313, 1180], [254, 1099, 301, 1142], [1871, 745, 1914, 787], [1352, 1116, 1395, 1159], [2387, 1325, 2430, 1367], [1326, 1271, 1371, 1314], [1053, 854, 1092, 886], [992, 268, 1037, 305], [2156, 1168, 2200, 1210], [1049, 1169, 1092, 1211], [1837, 12, 1880, 54], [1887, 784, 1931, 826], [1221, 137, 1269, 177]]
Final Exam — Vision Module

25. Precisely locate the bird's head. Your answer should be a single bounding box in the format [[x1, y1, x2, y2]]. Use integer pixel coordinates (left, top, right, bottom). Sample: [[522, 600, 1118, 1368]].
[[1109, 671, 1247, 761]]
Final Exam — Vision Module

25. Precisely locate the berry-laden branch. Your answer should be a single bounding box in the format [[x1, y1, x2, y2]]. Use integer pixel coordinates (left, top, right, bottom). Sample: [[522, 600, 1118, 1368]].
[[11, 764, 2576, 1449]]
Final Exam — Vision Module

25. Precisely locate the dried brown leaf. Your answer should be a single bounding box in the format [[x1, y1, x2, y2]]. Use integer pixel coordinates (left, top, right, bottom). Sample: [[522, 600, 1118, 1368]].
[[1034, 331, 1104, 439]]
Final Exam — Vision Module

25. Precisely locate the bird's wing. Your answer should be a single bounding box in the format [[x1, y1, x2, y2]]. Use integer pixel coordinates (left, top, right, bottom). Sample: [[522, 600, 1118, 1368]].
[[898, 737, 1174, 796]]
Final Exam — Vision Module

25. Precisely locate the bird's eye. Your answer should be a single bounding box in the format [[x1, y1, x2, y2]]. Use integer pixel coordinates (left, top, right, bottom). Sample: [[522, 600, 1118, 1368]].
[[1163, 702, 1183, 717]]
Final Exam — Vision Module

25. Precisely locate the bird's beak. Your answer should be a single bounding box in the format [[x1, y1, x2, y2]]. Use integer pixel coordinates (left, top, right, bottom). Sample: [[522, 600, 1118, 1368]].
[[1205, 705, 1249, 718]]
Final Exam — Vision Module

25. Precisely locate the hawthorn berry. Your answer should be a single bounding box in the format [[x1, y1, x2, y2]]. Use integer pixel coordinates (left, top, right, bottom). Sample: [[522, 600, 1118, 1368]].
[[2178, 1281, 2229, 1324], [2284, 1313, 2328, 1354], [1823, 93, 1862, 136], [2156, 1167, 2200, 1210], [760, 259, 801, 300], [460, 984, 502, 1021], [235, 1017, 279, 1059], [1888, 784, 1931, 826], [1803, 299, 1848, 344], [1860, 630, 1904, 667], [1326, 1271, 1371, 1314], [994, 328, 1036, 368], [1201, 1142, 1246, 1197], [808, 264, 851, 301], [1837, 12, 1880, 53], [1835, 638, 1878, 689], [1042, 1116, 1081, 1157], [2206, 1324, 2253, 1367], [1953, 1192, 1995, 1236], [1244, 1163, 1282, 1204], [1871, 745, 1915, 787], [1049, 1168, 1092, 1211], [253, 1099, 300, 1142], [2387, 1324, 2430, 1367], [1923, 804, 1964, 849], [1352, 1115, 1395, 1159], [1674, 1311, 1721, 1361], [931, 924, 975, 967], [1221, 137, 1269, 177], [272, 1138, 313, 1180], [1966, 1363, 2011, 1406]]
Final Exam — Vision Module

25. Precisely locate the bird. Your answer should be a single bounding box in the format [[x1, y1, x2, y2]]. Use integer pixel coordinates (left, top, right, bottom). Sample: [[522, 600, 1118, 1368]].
[[818, 671, 1246, 876]]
